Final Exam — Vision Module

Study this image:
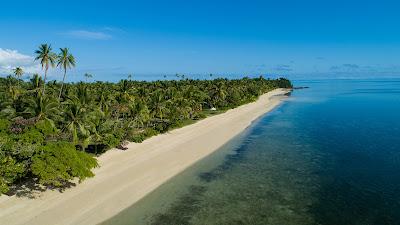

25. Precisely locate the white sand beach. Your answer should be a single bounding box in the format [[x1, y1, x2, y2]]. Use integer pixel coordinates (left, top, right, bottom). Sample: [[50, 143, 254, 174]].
[[0, 88, 290, 225]]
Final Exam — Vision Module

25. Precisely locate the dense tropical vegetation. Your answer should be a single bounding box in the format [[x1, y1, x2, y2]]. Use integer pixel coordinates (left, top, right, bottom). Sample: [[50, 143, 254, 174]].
[[0, 44, 292, 195]]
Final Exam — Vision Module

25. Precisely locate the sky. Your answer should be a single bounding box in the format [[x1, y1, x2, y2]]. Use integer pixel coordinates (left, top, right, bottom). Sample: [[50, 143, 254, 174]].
[[1, 0, 400, 81]]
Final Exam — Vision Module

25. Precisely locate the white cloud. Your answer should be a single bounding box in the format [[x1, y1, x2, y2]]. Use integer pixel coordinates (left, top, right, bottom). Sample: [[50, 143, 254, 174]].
[[63, 30, 112, 40], [0, 48, 33, 66], [0, 48, 41, 75]]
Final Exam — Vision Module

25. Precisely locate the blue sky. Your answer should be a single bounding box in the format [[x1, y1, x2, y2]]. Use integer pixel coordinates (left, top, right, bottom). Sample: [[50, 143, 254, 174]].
[[1, 0, 400, 81]]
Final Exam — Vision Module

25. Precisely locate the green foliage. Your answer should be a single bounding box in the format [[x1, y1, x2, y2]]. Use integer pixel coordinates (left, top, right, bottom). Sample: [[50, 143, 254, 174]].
[[193, 112, 207, 120], [17, 129, 44, 145], [128, 133, 145, 143], [35, 119, 58, 136], [0, 119, 10, 131], [31, 142, 98, 187], [143, 128, 159, 138], [102, 134, 121, 147], [128, 128, 159, 143], [0, 155, 25, 194], [0, 66, 292, 194]]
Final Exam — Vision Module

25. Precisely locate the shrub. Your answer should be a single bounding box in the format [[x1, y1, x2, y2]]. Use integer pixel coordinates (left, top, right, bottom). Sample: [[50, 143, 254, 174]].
[[17, 128, 44, 145], [0, 155, 25, 194], [102, 134, 121, 148], [31, 142, 98, 187], [0, 119, 10, 131], [143, 128, 159, 138], [35, 119, 58, 136], [193, 112, 207, 120], [129, 134, 145, 143]]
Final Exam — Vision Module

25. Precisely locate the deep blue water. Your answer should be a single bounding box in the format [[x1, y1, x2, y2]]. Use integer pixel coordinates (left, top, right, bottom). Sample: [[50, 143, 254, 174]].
[[296, 79, 400, 224], [104, 79, 400, 225]]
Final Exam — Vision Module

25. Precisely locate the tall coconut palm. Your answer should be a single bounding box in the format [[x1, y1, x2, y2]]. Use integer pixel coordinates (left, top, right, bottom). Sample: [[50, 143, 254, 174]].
[[35, 44, 57, 95], [57, 48, 76, 99], [13, 67, 23, 81]]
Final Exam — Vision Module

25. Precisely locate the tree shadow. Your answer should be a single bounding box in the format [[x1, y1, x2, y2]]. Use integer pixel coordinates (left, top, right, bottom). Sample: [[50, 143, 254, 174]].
[[6, 178, 76, 199]]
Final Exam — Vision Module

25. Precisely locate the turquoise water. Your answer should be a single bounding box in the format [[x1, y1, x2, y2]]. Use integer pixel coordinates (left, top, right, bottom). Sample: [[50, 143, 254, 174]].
[[103, 79, 400, 225]]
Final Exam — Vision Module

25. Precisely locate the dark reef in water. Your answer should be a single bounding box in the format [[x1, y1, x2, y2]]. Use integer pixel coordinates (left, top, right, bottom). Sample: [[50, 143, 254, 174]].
[[149, 185, 207, 225]]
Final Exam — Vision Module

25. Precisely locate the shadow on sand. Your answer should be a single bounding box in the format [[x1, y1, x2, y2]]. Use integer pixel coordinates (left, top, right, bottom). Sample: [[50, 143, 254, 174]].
[[6, 178, 76, 199]]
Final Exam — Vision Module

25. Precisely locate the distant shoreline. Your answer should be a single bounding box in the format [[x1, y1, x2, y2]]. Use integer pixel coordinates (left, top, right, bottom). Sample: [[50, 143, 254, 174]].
[[0, 88, 290, 225]]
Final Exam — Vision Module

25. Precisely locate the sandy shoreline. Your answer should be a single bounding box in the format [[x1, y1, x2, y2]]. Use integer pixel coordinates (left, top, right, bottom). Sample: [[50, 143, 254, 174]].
[[0, 88, 290, 225]]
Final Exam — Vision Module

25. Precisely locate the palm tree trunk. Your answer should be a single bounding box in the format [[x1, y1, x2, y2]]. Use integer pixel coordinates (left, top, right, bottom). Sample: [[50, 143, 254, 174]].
[[42, 67, 48, 95], [59, 69, 67, 100]]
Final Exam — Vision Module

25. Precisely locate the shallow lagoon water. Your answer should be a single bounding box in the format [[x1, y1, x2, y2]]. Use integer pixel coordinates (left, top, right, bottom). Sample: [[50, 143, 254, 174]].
[[103, 79, 400, 225]]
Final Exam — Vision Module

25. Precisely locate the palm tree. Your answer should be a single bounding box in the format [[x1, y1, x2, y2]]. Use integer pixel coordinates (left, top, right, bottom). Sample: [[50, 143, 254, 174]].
[[86, 109, 115, 152], [84, 73, 93, 82], [29, 74, 43, 95], [132, 101, 150, 128], [13, 67, 24, 81], [76, 82, 92, 105], [115, 81, 134, 121], [7, 85, 21, 111], [210, 82, 227, 108], [96, 91, 113, 113], [35, 44, 57, 95], [63, 97, 91, 149], [150, 90, 169, 120], [24, 94, 59, 122], [57, 48, 76, 99]]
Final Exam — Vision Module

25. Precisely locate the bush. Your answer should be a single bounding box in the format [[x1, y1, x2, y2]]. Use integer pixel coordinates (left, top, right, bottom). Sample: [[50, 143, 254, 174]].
[[129, 134, 145, 143], [143, 128, 159, 138], [0, 155, 25, 194], [35, 119, 58, 136], [17, 128, 44, 145], [193, 112, 207, 120], [102, 134, 121, 148], [0, 119, 10, 131], [31, 142, 98, 187], [154, 122, 168, 133]]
